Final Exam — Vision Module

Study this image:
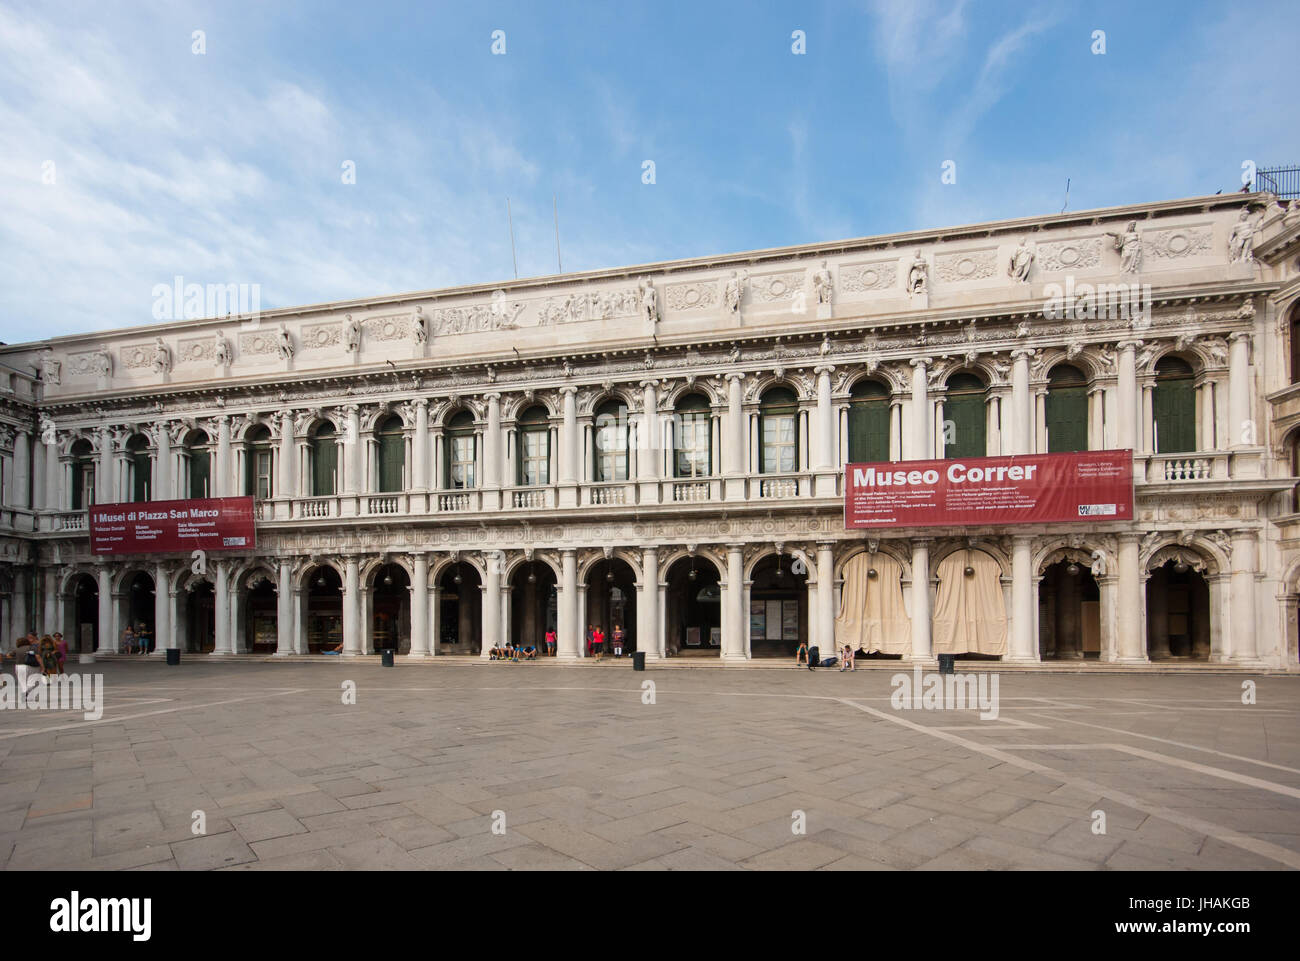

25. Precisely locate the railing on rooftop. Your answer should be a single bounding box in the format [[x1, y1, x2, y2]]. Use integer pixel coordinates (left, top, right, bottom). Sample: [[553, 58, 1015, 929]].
[[1256, 166, 1300, 200]]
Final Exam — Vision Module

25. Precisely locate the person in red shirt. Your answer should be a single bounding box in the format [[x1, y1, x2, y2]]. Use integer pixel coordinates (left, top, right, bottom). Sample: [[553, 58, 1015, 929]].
[[592, 625, 606, 661]]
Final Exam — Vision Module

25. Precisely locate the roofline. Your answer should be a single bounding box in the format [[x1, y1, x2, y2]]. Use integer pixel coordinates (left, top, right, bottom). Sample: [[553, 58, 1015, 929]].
[[0, 191, 1268, 352]]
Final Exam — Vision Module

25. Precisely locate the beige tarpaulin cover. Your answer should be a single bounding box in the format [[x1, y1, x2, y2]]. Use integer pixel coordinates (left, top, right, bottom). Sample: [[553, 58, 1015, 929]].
[[932, 551, 1007, 655], [834, 552, 911, 654]]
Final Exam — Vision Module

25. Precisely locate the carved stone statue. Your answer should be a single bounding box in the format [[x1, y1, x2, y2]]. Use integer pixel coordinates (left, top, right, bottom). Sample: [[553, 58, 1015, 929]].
[[907, 251, 928, 295], [93, 345, 112, 378], [39, 414, 57, 446], [413, 307, 428, 344], [1107, 221, 1142, 273], [1089, 549, 1108, 578], [724, 271, 746, 313], [1007, 237, 1034, 283], [344, 314, 361, 352], [278, 324, 295, 360], [214, 331, 230, 367], [151, 337, 171, 374], [40, 349, 61, 385], [639, 280, 658, 326], [812, 260, 833, 305], [1227, 207, 1259, 263]]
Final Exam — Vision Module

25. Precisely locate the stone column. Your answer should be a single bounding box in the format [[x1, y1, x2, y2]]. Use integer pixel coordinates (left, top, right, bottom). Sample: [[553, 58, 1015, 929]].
[[45, 429, 60, 513], [723, 373, 745, 499], [910, 358, 931, 460], [909, 539, 932, 662], [429, 586, 441, 655], [342, 556, 361, 656], [276, 560, 293, 655], [97, 565, 112, 653], [559, 386, 579, 508], [279, 411, 295, 499], [640, 546, 660, 660], [153, 563, 170, 651], [1115, 533, 1146, 663], [813, 365, 837, 495], [1009, 535, 1037, 662], [557, 549, 578, 660], [213, 561, 231, 654], [481, 551, 502, 657], [816, 542, 835, 653], [215, 415, 232, 498], [1117, 341, 1138, 451], [155, 425, 171, 500], [342, 405, 361, 496], [1010, 349, 1032, 455], [12, 429, 29, 509], [1228, 332, 1251, 449], [723, 544, 746, 662], [411, 399, 429, 490], [637, 380, 660, 504], [409, 552, 430, 657], [97, 427, 114, 504], [40, 569, 56, 639], [484, 393, 502, 510], [1230, 530, 1259, 662]]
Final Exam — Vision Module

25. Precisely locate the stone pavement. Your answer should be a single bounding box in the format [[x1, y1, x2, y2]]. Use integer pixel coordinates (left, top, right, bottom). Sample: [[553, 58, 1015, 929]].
[[1, 660, 1297, 870]]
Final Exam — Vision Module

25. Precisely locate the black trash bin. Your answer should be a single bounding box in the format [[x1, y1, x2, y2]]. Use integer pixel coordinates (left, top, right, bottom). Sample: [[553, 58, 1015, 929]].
[[938, 653, 955, 675], [380, 649, 395, 667], [165, 649, 180, 666], [632, 651, 646, 671]]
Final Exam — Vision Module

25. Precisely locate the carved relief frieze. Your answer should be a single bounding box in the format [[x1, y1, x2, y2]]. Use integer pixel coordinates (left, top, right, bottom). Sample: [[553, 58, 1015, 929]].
[[840, 260, 898, 293], [934, 248, 998, 283]]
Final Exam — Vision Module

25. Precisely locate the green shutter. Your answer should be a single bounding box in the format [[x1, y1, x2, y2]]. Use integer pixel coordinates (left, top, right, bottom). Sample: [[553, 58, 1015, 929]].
[[132, 453, 150, 502], [848, 399, 890, 462], [945, 393, 985, 458], [379, 432, 404, 492], [1046, 385, 1088, 453], [313, 439, 337, 496], [1155, 379, 1195, 453], [190, 452, 210, 499]]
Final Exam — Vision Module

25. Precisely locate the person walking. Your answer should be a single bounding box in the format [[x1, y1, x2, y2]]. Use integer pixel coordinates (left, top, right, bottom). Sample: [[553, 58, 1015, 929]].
[[9, 636, 44, 703], [545, 628, 556, 657], [121, 625, 136, 655], [586, 625, 595, 658], [592, 625, 606, 662], [52, 633, 68, 675], [612, 624, 625, 658]]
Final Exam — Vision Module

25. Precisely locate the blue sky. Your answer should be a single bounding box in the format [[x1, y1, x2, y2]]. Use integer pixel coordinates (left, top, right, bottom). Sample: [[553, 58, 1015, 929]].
[[2, 0, 1297, 343]]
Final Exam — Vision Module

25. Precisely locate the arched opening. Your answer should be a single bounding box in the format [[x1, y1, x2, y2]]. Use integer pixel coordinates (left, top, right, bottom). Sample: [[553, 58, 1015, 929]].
[[65, 573, 99, 653], [664, 555, 722, 656], [1290, 304, 1300, 385], [120, 571, 156, 653], [126, 433, 152, 502], [375, 415, 405, 492], [933, 548, 1007, 659], [243, 574, 278, 653], [1038, 559, 1100, 659], [1146, 559, 1211, 659], [438, 562, 482, 653], [835, 550, 910, 657], [183, 580, 215, 653], [944, 373, 987, 459], [759, 387, 799, 473], [1046, 365, 1089, 453], [69, 439, 95, 510], [304, 566, 343, 653], [748, 553, 808, 657], [371, 563, 410, 654], [509, 561, 557, 652], [1153, 356, 1196, 454], [310, 423, 338, 496], [673, 393, 712, 478], [848, 379, 890, 463], [244, 425, 274, 499], [584, 558, 636, 655], [1290, 430, 1300, 514], [444, 410, 477, 489], [183, 429, 211, 499], [517, 405, 551, 486], [593, 399, 629, 482]]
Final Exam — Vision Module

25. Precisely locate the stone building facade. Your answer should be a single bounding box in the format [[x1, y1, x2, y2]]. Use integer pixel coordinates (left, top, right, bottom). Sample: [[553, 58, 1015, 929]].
[[2, 192, 1299, 668]]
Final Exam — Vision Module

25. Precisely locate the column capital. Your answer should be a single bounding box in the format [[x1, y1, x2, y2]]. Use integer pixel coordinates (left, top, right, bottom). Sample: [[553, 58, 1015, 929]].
[[484, 391, 502, 403], [413, 397, 430, 409], [814, 364, 835, 376], [1116, 339, 1143, 352], [1229, 330, 1253, 344], [1010, 348, 1035, 361], [909, 536, 936, 546], [1117, 530, 1144, 544], [1011, 533, 1036, 547], [724, 371, 745, 382], [910, 356, 933, 369], [559, 384, 579, 396]]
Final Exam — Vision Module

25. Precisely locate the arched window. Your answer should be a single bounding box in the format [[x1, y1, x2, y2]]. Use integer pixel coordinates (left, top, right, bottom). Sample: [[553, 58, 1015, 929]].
[[944, 372, 986, 459], [1291, 306, 1300, 385], [245, 425, 274, 499], [593, 399, 629, 482], [444, 411, 477, 489], [185, 430, 210, 499], [674, 393, 712, 478], [376, 415, 405, 493], [70, 439, 95, 510], [517, 406, 550, 486], [1154, 356, 1195, 454], [848, 379, 890, 462], [760, 387, 799, 474], [1046, 365, 1088, 453], [126, 434, 151, 502], [310, 423, 338, 496]]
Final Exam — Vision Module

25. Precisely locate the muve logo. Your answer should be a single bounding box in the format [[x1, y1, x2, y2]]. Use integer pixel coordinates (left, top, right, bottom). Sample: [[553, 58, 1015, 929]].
[[49, 892, 151, 941]]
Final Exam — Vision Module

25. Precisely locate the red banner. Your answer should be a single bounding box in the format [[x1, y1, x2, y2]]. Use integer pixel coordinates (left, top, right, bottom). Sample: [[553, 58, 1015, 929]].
[[845, 450, 1133, 529], [89, 497, 257, 555]]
